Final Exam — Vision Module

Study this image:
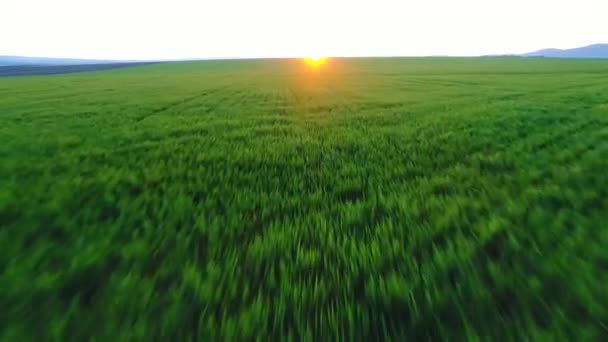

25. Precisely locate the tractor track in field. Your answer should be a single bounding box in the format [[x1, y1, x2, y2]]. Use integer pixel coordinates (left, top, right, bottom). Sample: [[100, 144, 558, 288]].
[[134, 91, 215, 123]]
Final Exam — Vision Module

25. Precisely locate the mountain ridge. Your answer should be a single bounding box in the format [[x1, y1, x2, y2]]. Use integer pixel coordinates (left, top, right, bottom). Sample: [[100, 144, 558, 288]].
[[522, 44, 608, 58], [0, 55, 139, 67]]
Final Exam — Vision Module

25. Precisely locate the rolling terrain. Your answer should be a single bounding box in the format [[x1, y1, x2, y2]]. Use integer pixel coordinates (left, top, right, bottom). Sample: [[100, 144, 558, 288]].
[[1, 58, 607, 340], [0, 62, 160, 77], [523, 44, 608, 58], [0, 55, 132, 66]]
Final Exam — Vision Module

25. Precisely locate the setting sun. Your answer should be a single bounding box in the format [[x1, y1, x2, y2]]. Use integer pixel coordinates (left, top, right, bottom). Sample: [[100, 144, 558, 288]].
[[304, 56, 328, 66]]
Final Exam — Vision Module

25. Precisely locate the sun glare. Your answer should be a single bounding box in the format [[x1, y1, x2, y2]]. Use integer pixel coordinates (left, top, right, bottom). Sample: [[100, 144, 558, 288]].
[[305, 56, 328, 66]]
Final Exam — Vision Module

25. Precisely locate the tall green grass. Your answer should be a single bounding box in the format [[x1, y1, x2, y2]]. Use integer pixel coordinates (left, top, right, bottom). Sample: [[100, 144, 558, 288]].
[[1, 57, 608, 339]]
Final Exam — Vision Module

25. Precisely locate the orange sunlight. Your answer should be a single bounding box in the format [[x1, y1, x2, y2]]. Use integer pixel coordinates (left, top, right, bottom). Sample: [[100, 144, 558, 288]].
[[304, 56, 328, 66]]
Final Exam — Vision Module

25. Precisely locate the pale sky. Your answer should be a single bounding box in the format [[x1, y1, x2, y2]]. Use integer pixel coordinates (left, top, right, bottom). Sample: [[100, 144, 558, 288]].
[[1, 0, 606, 60]]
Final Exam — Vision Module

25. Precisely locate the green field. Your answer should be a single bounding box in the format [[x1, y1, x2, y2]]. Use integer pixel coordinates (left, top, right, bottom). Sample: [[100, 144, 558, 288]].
[[1, 58, 608, 340]]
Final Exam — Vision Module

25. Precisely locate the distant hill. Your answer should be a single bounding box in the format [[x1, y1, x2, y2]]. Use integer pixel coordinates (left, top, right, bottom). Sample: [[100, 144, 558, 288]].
[[0, 62, 160, 77], [522, 44, 608, 58], [0, 56, 137, 67]]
